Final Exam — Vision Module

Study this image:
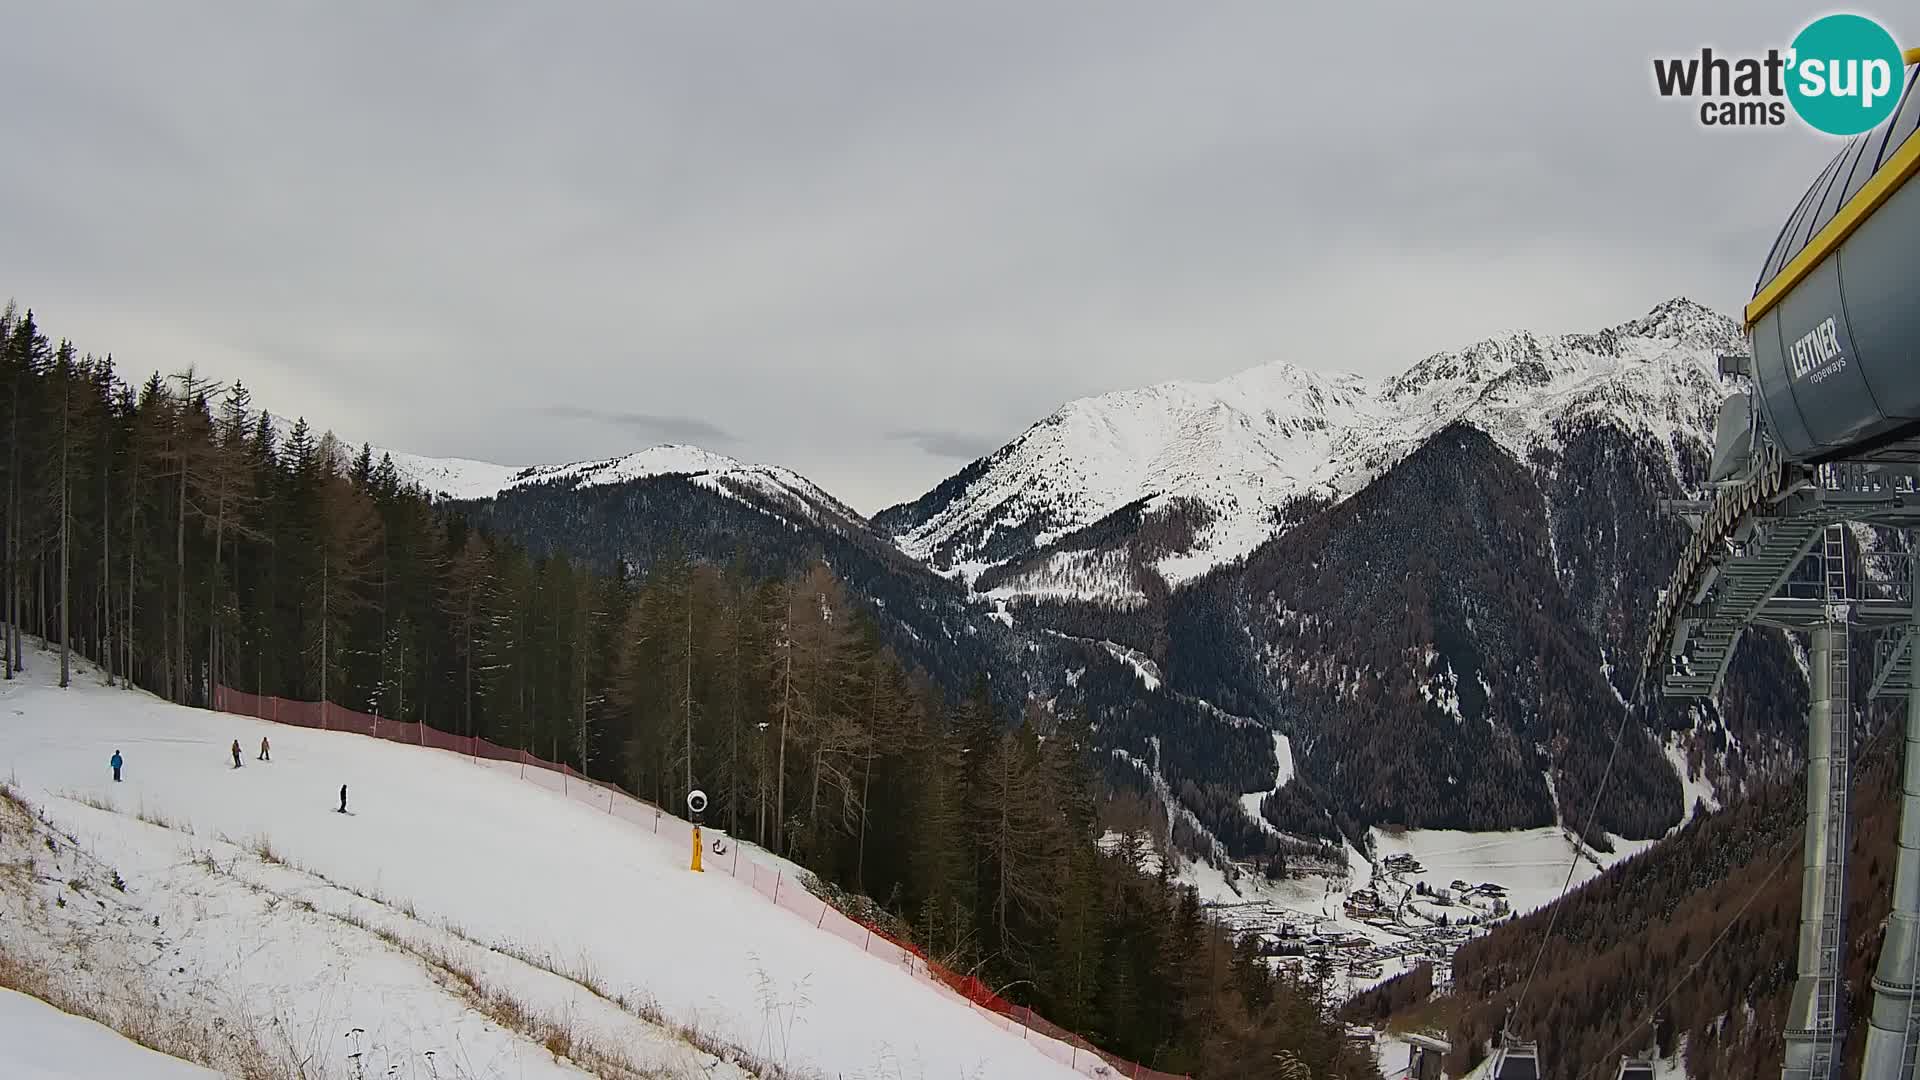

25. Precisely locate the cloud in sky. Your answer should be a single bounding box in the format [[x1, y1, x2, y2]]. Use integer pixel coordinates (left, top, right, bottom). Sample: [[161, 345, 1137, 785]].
[[537, 405, 737, 447], [0, 1, 1851, 511], [886, 428, 1001, 462]]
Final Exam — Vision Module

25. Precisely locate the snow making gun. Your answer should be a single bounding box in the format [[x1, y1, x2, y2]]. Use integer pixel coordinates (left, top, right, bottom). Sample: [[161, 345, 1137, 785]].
[[687, 789, 708, 872]]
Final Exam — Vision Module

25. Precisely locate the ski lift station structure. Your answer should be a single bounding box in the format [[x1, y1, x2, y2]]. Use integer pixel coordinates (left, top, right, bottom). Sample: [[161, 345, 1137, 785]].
[[1631, 48, 1920, 1080]]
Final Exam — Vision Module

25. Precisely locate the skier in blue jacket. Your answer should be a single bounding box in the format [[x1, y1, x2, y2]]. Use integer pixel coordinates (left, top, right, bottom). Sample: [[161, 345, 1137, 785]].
[[110, 751, 122, 782]]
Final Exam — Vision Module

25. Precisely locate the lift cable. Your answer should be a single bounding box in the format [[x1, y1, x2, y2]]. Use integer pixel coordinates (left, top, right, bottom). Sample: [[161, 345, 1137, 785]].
[[1572, 716, 1900, 1079], [1572, 840, 1795, 1080], [1509, 692, 1635, 1034]]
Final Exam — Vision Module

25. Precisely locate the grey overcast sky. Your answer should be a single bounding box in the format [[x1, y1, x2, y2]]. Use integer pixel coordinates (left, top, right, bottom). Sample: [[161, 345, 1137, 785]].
[[0, 2, 1891, 512]]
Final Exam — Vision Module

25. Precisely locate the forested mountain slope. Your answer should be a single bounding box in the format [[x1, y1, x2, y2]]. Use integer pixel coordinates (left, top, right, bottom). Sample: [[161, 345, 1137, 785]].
[[393, 299, 1813, 869], [447, 462, 1043, 719], [871, 299, 1808, 856], [1351, 717, 1903, 1078], [1161, 420, 1806, 844]]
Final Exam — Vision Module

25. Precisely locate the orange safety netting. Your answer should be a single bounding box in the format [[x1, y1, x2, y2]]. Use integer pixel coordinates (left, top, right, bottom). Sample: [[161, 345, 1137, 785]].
[[211, 686, 1189, 1080]]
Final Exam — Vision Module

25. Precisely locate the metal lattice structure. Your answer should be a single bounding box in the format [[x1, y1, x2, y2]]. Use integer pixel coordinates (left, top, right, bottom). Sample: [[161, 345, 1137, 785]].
[[1640, 49, 1920, 1080]]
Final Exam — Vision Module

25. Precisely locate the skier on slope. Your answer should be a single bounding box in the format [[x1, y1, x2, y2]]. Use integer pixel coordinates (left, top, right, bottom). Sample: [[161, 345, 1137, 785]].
[[337, 784, 348, 814], [110, 750, 122, 783], [258, 736, 270, 762], [230, 739, 242, 769]]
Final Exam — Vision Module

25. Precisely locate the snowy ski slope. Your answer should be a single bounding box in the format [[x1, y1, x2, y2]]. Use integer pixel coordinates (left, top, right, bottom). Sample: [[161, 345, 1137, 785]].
[[0, 651, 1088, 1080], [0, 988, 220, 1080]]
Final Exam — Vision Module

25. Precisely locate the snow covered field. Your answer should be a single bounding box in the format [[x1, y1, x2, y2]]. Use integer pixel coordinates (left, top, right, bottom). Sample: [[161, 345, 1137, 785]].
[[0, 988, 219, 1079], [1175, 803, 1667, 1015], [1367, 825, 1660, 917], [0, 646, 1089, 1080]]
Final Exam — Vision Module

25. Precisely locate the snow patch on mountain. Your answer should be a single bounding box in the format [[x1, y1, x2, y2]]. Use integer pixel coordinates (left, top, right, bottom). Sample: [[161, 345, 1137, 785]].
[[1238, 731, 1296, 835], [981, 548, 1148, 606], [1664, 736, 1721, 828], [373, 443, 866, 531], [1101, 641, 1164, 691]]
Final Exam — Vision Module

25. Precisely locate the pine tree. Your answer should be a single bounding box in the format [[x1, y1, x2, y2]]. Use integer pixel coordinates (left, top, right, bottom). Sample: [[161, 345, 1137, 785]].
[[46, 341, 91, 687], [4, 310, 52, 676], [201, 382, 264, 698], [91, 356, 123, 687], [975, 723, 1068, 963], [306, 436, 383, 721], [443, 531, 494, 737], [165, 368, 220, 704]]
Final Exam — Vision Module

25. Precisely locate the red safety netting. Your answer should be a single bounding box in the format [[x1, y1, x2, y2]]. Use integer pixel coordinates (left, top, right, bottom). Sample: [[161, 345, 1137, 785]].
[[211, 686, 1188, 1080]]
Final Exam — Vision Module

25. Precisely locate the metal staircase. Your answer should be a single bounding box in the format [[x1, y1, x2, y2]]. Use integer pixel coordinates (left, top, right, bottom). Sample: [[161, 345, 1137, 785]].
[[1874, 628, 1915, 698], [1660, 512, 1825, 697], [1642, 443, 1794, 697]]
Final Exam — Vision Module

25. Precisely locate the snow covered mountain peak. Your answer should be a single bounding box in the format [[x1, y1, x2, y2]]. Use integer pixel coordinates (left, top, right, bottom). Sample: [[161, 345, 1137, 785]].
[[876, 356, 1385, 593], [1338, 299, 1733, 504], [882, 298, 1737, 600], [373, 442, 863, 529], [1380, 299, 1738, 405], [371, 443, 752, 502], [507, 444, 749, 490], [1616, 295, 1745, 352]]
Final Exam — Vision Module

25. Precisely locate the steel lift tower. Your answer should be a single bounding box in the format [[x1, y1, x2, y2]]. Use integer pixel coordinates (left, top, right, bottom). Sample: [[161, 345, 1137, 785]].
[[1645, 53, 1920, 1080]]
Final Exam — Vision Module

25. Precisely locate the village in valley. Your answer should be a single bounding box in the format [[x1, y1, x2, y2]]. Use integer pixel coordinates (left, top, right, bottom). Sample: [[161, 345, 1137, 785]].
[[1205, 848, 1513, 1001]]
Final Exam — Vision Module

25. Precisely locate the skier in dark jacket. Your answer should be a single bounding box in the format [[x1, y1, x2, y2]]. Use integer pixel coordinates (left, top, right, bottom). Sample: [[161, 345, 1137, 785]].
[[338, 784, 348, 813], [231, 740, 242, 769], [110, 751, 122, 782]]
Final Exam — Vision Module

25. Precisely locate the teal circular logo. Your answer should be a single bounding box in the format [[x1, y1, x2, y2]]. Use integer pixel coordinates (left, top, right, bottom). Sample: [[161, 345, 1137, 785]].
[[1786, 14, 1907, 135]]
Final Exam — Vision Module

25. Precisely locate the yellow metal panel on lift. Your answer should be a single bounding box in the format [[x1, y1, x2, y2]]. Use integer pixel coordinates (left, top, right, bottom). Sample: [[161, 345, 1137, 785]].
[[1747, 57, 1920, 329]]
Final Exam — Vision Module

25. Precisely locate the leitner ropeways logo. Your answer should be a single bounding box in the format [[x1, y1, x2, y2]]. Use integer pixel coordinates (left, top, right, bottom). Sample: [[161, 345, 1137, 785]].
[[1653, 13, 1908, 134]]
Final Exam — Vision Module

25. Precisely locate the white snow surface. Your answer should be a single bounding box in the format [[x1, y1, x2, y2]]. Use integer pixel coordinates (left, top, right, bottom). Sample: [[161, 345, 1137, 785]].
[[1373, 1032, 1413, 1080], [0, 651, 1089, 1080], [376, 449, 530, 502], [1664, 737, 1721, 828], [0, 989, 220, 1080], [1238, 732, 1294, 835], [376, 442, 863, 527], [887, 298, 1737, 598], [1101, 641, 1164, 691], [1367, 825, 1660, 917]]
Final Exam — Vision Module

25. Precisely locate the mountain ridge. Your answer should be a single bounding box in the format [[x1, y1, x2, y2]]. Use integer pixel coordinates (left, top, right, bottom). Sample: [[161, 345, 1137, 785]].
[[875, 296, 1740, 604], [372, 297, 1794, 873], [368, 296, 1735, 596]]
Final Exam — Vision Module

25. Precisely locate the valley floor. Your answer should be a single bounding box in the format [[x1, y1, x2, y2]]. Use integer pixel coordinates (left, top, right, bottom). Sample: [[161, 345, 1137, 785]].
[[1180, 809, 1664, 1005]]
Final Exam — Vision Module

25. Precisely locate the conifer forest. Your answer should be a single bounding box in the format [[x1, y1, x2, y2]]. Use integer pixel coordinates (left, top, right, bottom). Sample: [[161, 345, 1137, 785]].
[[0, 303, 1377, 1078]]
